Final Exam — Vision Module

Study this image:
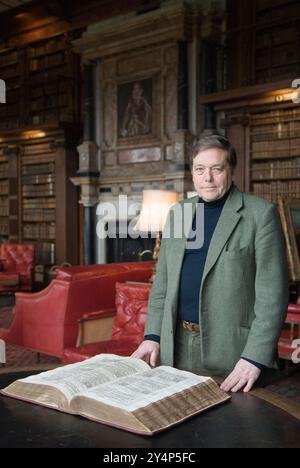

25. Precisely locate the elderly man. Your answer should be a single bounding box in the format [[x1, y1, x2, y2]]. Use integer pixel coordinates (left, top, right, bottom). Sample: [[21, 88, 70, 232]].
[[132, 134, 288, 392]]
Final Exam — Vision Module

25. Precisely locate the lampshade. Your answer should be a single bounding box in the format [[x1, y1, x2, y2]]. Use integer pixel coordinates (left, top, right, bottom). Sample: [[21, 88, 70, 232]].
[[134, 190, 179, 233]]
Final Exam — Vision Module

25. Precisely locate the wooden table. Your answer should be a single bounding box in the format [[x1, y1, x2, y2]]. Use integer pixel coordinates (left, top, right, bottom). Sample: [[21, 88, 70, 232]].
[[0, 371, 299, 448]]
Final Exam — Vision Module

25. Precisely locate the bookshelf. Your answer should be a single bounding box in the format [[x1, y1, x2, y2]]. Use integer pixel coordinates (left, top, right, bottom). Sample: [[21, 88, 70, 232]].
[[250, 108, 300, 204], [0, 34, 79, 130], [0, 126, 79, 284], [0, 153, 9, 241], [26, 36, 77, 126], [21, 141, 57, 265], [0, 49, 21, 130]]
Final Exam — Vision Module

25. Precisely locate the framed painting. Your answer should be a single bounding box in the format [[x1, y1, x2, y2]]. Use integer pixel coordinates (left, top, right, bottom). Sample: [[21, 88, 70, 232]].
[[278, 197, 300, 281], [117, 78, 153, 139]]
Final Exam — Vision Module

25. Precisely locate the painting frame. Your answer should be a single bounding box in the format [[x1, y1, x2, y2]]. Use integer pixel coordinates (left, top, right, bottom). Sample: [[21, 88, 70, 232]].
[[278, 197, 300, 282], [117, 78, 153, 140]]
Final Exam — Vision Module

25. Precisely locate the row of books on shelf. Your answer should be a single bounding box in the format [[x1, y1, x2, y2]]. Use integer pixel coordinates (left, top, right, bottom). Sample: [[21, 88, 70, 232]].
[[0, 105, 19, 118], [23, 143, 53, 156], [251, 149, 300, 159], [22, 184, 55, 197], [253, 192, 282, 204], [31, 94, 68, 111], [22, 174, 55, 185], [0, 181, 8, 194], [251, 108, 300, 126], [22, 161, 55, 173], [23, 209, 55, 222], [252, 138, 300, 152], [0, 118, 21, 130], [31, 81, 69, 98], [35, 242, 55, 265], [29, 51, 67, 71], [31, 109, 72, 125], [28, 67, 72, 84], [251, 128, 300, 142], [253, 180, 300, 196], [251, 160, 300, 179], [0, 221, 8, 235], [0, 167, 8, 178], [23, 223, 56, 240], [1, 66, 20, 80], [23, 198, 56, 209], [0, 207, 9, 217], [27, 37, 67, 58], [0, 50, 18, 67]]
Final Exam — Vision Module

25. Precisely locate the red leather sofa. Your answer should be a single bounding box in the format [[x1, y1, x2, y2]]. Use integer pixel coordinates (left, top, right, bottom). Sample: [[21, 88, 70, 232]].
[[0, 243, 35, 292], [63, 281, 151, 363], [0, 261, 153, 359]]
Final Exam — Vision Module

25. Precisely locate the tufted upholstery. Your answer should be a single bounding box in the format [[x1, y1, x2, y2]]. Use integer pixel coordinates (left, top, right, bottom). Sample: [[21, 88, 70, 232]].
[[0, 243, 35, 292], [278, 300, 300, 364], [0, 261, 153, 358], [63, 282, 151, 363]]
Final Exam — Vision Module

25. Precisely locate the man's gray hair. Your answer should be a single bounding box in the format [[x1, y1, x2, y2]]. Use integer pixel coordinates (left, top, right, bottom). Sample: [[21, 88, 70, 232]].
[[190, 134, 237, 171]]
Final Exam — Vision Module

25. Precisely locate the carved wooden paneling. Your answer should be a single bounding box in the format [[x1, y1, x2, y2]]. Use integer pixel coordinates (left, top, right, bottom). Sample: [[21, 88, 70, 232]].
[[103, 81, 116, 148], [118, 147, 161, 164], [117, 49, 161, 76], [104, 152, 116, 167], [103, 60, 116, 79]]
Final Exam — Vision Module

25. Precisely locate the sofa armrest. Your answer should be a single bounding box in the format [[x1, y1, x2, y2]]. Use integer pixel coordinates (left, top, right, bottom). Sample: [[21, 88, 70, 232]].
[[287, 303, 300, 314], [76, 308, 116, 347], [80, 308, 116, 321]]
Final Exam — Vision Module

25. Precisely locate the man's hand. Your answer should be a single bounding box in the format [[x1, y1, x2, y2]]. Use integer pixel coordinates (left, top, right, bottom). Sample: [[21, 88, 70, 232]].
[[220, 359, 261, 393], [131, 340, 160, 367]]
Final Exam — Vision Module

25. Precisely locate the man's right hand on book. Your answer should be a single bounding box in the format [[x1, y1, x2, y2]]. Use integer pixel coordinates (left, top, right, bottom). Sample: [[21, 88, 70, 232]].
[[131, 340, 160, 367]]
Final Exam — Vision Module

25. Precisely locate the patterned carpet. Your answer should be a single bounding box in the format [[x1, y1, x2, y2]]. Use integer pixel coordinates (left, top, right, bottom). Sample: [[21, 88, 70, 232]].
[[0, 343, 61, 374]]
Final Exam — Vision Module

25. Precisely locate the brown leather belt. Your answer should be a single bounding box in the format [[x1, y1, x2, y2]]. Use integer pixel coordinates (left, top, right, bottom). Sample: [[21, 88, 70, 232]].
[[180, 320, 200, 332]]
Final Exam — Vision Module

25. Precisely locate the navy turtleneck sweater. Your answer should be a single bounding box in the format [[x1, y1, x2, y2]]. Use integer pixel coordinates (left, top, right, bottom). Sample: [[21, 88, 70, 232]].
[[177, 184, 232, 324]]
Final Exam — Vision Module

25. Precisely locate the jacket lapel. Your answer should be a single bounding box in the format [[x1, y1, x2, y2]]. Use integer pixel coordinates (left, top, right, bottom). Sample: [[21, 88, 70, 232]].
[[201, 187, 243, 286]]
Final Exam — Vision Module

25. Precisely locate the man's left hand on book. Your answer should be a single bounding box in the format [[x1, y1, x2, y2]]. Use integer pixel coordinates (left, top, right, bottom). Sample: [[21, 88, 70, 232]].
[[220, 359, 261, 393]]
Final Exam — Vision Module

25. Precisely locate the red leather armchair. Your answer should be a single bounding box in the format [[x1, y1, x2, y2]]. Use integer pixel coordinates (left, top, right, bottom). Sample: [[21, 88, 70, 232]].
[[278, 300, 300, 368], [63, 282, 151, 363], [0, 261, 153, 359], [0, 243, 35, 292]]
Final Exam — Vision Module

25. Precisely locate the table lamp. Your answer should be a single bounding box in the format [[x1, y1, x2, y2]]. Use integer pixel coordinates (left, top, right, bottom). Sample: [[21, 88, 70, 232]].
[[134, 189, 179, 282]]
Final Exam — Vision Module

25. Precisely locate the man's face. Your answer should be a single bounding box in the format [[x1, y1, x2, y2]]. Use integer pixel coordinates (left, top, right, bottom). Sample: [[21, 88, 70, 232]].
[[192, 147, 233, 202]]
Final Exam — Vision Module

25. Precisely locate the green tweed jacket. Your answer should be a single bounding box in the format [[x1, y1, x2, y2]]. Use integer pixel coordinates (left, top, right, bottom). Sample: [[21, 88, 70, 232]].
[[144, 186, 289, 379]]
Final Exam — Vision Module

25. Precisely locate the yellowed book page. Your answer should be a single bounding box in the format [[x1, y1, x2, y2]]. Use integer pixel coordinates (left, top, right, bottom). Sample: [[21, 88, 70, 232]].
[[72, 366, 214, 411], [2, 354, 150, 406]]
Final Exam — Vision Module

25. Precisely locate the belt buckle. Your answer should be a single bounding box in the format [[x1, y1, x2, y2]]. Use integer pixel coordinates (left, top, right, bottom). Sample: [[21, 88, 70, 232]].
[[182, 320, 199, 332]]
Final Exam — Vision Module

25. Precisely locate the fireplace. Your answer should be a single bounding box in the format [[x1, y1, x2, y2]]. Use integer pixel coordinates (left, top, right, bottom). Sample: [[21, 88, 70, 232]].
[[106, 220, 155, 263]]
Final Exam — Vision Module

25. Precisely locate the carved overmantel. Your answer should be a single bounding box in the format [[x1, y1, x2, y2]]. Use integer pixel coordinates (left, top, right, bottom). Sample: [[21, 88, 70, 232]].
[[71, 1, 208, 208], [71, 0, 226, 263]]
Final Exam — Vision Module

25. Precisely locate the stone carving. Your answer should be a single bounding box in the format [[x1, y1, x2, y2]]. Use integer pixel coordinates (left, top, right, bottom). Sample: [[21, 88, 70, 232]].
[[103, 81, 116, 148]]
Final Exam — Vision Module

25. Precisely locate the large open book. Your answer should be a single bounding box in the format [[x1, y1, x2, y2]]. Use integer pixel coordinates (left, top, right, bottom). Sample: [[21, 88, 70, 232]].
[[1, 354, 230, 435]]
